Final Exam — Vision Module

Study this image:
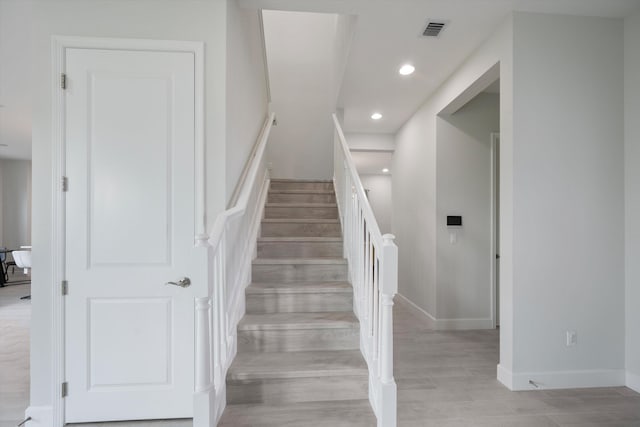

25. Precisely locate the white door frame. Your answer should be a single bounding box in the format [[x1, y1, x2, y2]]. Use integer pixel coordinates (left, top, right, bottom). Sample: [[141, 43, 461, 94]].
[[489, 132, 500, 329], [50, 36, 205, 427]]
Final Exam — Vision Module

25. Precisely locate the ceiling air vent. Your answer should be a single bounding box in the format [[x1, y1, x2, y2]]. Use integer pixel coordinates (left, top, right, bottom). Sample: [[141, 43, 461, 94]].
[[422, 21, 447, 37]]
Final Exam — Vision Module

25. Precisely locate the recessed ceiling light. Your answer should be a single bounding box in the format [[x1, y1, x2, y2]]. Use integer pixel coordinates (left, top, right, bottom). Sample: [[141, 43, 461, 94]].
[[399, 64, 415, 76], [382, 168, 389, 173], [371, 112, 382, 120]]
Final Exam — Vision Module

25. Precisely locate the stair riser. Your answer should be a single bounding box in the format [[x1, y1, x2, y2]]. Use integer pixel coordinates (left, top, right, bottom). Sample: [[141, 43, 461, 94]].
[[246, 292, 353, 314], [268, 193, 336, 204], [261, 222, 341, 237], [252, 264, 347, 282], [270, 182, 334, 191], [257, 241, 343, 258], [265, 206, 338, 220], [227, 375, 368, 405], [238, 328, 359, 353]]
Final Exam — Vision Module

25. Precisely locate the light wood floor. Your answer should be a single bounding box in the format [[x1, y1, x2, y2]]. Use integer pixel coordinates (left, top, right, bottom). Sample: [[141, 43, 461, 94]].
[[0, 280, 30, 427], [2, 283, 639, 426]]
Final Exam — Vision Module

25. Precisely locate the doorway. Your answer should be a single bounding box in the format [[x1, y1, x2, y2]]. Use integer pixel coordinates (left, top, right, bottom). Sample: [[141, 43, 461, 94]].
[[52, 37, 206, 425]]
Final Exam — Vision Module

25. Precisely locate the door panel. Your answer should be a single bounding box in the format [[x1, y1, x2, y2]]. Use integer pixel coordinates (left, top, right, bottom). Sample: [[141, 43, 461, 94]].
[[64, 47, 203, 423], [89, 73, 172, 266]]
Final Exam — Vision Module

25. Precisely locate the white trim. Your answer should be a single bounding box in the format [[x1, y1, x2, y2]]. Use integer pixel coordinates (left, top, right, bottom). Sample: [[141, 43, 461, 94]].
[[396, 293, 493, 330], [627, 371, 640, 393], [50, 36, 66, 427], [497, 365, 625, 391], [490, 132, 500, 329], [25, 406, 53, 427], [257, 10, 271, 103], [434, 317, 494, 330], [50, 35, 206, 426], [395, 293, 436, 324], [497, 364, 513, 389]]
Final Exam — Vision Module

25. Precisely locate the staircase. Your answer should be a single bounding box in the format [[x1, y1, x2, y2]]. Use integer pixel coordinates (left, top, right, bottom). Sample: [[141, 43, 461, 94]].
[[219, 179, 376, 426]]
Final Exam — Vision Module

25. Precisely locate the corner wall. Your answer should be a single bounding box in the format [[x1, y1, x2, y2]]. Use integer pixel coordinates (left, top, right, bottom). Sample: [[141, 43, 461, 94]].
[[625, 11, 640, 392], [509, 13, 625, 389]]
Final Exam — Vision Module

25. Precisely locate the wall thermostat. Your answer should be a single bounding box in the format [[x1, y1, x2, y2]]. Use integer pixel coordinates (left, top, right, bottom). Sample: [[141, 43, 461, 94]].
[[447, 215, 462, 227]]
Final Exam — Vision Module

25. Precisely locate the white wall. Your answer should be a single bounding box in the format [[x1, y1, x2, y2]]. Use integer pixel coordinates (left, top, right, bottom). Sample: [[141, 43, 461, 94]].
[[435, 93, 499, 323], [30, 0, 228, 410], [360, 174, 392, 234], [0, 159, 32, 249], [509, 13, 625, 388], [225, 2, 269, 205], [262, 10, 339, 180], [624, 11, 640, 392], [0, 0, 33, 160], [392, 17, 513, 343]]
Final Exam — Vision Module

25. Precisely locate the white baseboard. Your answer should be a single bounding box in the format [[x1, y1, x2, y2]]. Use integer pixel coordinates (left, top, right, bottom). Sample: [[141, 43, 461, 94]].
[[395, 293, 435, 327], [396, 293, 493, 330], [627, 371, 640, 393], [497, 365, 625, 391], [25, 406, 53, 427], [497, 364, 513, 389], [435, 317, 494, 330]]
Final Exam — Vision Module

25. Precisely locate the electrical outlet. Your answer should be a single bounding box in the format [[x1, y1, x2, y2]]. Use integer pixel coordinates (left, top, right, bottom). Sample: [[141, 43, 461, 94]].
[[566, 330, 577, 347]]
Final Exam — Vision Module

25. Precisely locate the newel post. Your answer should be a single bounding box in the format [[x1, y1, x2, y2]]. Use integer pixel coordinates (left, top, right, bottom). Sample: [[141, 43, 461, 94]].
[[379, 234, 398, 427], [195, 297, 212, 393]]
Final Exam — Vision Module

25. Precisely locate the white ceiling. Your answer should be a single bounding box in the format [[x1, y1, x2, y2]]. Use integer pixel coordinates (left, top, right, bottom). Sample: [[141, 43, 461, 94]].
[[1, 0, 640, 160], [241, 0, 640, 133]]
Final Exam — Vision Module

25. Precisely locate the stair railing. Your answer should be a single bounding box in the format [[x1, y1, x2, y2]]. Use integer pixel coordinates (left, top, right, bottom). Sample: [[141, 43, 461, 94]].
[[193, 112, 275, 427], [332, 113, 398, 427]]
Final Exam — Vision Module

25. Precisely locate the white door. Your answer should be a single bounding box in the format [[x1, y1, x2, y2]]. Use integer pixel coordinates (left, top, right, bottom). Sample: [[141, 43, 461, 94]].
[[64, 47, 203, 423]]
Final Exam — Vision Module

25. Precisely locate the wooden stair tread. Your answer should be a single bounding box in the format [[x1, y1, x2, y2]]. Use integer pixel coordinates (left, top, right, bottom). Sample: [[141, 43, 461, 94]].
[[219, 399, 375, 426], [239, 312, 358, 331], [227, 350, 367, 381], [266, 202, 337, 207], [253, 257, 346, 265], [247, 281, 351, 294], [258, 236, 342, 242], [270, 179, 333, 183], [269, 189, 335, 194], [262, 218, 340, 223]]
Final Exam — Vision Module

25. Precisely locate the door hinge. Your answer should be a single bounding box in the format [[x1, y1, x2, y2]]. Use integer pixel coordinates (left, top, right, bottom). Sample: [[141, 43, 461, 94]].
[[62, 280, 68, 296], [62, 176, 68, 192], [61, 382, 68, 397], [61, 73, 67, 90]]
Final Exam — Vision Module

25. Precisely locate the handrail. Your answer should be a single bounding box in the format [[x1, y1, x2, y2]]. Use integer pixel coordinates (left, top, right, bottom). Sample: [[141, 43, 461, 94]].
[[332, 113, 398, 427], [208, 113, 275, 248], [331, 114, 383, 243], [193, 112, 275, 427]]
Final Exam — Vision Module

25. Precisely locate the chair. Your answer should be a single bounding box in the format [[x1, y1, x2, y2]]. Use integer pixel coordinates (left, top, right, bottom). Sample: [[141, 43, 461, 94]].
[[0, 247, 12, 284], [12, 250, 31, 300], [12, 251, 31, 274]]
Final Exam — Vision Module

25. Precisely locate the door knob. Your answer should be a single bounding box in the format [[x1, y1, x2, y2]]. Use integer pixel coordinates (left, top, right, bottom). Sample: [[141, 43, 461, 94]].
[[166, 277, 191, 288]]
